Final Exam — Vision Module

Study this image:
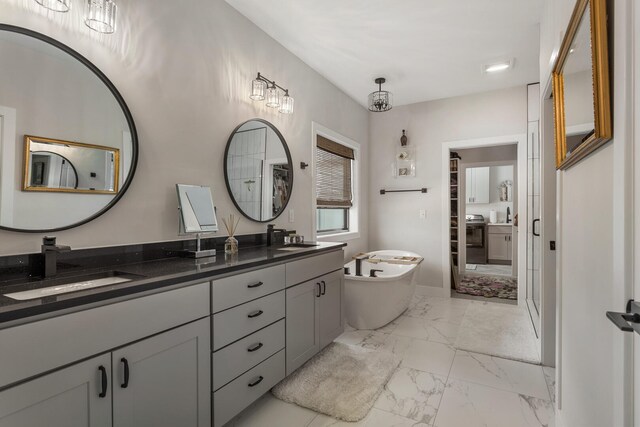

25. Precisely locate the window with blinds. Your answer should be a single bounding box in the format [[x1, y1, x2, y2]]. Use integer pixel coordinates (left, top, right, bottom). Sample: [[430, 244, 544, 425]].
[[316, 135, 354, 233]]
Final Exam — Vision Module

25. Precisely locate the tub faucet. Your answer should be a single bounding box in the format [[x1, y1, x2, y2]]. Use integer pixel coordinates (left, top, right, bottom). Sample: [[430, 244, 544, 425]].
[[369, 269, 383, 278], [354, 253, 370, 277], [42, 236, 71, 278]]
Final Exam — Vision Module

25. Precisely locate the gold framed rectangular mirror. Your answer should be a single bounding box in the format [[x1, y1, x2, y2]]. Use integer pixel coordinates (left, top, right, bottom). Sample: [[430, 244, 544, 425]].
[[22, 135, 120, 194], [553, 0, 611, 170]]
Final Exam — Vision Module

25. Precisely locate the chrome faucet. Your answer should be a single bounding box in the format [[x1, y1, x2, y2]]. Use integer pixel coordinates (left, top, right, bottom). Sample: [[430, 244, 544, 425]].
[[42, 236, 71, 278], [266, 224, 288, 247]]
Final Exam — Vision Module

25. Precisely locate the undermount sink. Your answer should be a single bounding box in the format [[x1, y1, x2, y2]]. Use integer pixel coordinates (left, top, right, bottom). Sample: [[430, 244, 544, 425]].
[[3, 271, 144, 301]]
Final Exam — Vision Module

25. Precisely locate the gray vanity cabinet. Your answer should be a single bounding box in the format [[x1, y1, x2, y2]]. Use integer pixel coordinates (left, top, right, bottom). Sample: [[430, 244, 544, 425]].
[[0, 354, 112, 427], [286, 270, 344, 375], [319, 270, 344, 348], [285, 278, 321, 374], [112, 317, 210, 427]]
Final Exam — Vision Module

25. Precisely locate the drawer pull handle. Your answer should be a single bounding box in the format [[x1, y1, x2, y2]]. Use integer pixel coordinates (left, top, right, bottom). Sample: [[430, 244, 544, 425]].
[[248, 310, 264, 318], [98, 366, 108, 398], [248, 281, 264, 289], [248, 376, 264, 387], [120, 358, 130, 388], [247, 342, 264, 352]]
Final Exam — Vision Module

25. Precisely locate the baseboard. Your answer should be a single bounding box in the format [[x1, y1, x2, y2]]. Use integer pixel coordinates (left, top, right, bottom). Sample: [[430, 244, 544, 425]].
[[414, 285, 450, 298]]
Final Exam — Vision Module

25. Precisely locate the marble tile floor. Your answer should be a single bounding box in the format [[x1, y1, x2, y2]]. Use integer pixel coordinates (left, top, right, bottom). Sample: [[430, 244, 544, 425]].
[[228, 295, 556, 427]]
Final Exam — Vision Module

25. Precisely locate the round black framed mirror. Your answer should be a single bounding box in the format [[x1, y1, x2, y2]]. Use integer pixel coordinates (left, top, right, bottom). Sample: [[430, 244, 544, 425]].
[[0, 24, 138, 232], [224, 119, 293, 222]]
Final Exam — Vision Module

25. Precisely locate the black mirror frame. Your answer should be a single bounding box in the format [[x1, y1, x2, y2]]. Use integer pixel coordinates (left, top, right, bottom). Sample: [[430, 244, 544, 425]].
[[0, 24, 139, 233], [223, 119, 293, 223]]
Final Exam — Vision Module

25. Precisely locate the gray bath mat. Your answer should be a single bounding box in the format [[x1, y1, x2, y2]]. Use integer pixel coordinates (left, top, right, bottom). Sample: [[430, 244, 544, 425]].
[[272, 342, 399, 422]]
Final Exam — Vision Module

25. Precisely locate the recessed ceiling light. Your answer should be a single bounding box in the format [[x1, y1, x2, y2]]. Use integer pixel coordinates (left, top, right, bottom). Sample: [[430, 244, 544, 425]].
[[482, 59, 514, 74]]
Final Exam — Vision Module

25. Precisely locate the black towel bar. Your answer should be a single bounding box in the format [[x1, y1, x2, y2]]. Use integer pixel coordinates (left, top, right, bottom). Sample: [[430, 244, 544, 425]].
[[380, 188, 427, 195]]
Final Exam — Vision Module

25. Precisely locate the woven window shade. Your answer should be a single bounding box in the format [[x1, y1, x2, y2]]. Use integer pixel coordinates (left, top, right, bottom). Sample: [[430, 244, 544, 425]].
[[316, 137, 353, 208]]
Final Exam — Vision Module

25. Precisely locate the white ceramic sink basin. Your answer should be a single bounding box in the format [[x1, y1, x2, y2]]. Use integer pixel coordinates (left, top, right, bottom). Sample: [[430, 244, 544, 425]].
[[4, 274, 137, 301]]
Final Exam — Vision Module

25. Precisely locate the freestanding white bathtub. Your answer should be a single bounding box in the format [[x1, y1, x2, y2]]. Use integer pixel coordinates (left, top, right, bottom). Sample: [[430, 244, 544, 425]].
[[344, 250, 423, 330]]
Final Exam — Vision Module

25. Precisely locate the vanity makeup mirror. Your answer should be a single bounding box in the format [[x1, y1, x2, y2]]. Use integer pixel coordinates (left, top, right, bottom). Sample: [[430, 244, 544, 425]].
[[224, 119, 293, 222], [0, 25, 138, 232], [176, 184, 218, 258], [552, 0, 611, 169]]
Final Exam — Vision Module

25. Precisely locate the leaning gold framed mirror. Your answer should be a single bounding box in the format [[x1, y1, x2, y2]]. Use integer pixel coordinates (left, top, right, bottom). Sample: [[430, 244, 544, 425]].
[[23, 135, 120, 194], [552, 0, 611, 169]]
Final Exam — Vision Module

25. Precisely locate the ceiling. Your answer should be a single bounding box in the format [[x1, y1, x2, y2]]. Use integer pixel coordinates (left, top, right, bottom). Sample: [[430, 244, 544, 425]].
[[225, 0, 542, 107]]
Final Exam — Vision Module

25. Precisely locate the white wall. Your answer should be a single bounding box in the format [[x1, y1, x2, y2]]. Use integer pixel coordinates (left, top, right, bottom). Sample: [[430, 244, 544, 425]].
[[368, 86, 527, 289], [0, 0, 369, 259], [541, 0, 635, 426]]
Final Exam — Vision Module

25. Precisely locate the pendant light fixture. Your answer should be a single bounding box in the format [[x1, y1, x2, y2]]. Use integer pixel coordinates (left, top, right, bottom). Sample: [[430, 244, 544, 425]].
[[34, 0, 70, 12], [368, 77, 393, 112], [250, 72, 294, 114], [85, 0, 117, 34]]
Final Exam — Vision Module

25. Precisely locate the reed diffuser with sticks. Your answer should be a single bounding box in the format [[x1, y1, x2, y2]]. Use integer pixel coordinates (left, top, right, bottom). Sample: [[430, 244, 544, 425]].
[[222, 214, 240, 255]]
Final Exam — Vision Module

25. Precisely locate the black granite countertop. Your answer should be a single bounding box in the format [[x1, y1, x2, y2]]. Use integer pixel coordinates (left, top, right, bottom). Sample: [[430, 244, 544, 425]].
[[0, 241, 346, 325]]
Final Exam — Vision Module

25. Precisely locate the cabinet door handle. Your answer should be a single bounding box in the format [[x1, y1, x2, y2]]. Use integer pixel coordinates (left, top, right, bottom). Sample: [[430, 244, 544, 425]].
[[247, 310, 264, 318], [247, 281, 263, 289], [120, 358, 130, 389], [248, 376, 264, 387], [247, 342, 264, 352], [316, 283, 321, 298], [321, 281, 326, 296], [98, 366, 108, 398], [533, 219, 540, 237]]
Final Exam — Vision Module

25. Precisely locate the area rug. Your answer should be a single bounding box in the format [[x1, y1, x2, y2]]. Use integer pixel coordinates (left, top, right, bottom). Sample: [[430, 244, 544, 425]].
[[272, 342, 399, 422], [455, 301, 540, 364], [457, 275, 517, 299]]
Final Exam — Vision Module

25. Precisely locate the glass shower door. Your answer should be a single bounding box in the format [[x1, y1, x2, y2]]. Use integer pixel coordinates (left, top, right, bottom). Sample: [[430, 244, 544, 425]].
[[527, 120, 541, 336]]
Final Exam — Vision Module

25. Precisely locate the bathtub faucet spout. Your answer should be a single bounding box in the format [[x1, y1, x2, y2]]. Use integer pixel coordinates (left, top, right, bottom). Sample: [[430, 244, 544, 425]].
[[354, 253, 370, 276]]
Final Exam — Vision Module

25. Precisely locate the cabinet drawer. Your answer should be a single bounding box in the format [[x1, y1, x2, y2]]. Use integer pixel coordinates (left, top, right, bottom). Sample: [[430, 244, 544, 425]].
[[213, 350, 285, 427], [212, 319, 285, 390], [211, 265, 285, 313], [285, 250, 343, 287], [212, 291, 285, 350], [487, 225, 512, 234]]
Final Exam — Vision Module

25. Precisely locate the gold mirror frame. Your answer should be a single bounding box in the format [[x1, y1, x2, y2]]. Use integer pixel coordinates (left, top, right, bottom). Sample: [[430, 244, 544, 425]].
[[553, 0, 611, 170], [22, 135, 120, 194]]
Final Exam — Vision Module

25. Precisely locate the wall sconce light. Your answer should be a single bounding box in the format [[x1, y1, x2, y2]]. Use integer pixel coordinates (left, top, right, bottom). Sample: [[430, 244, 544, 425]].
[[34, 0, 70, 12], [33, 0, 118, 34], [84, 0, 117, 34], [250, 72, 294, 114]]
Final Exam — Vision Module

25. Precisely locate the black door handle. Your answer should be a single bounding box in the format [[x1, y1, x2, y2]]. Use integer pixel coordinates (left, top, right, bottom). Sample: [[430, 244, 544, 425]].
[[247, 342, 264, 352], [532, 219, 540, 237], [248, 376, 264, 387], [316, 283, 321, 298], [98, 366, 108, 398], [607, 300, 640, 334], [321, 280, 326, 295], [247, 310, 263, 318], [120, 358, 130, 388], [247, 281, 263, 289]]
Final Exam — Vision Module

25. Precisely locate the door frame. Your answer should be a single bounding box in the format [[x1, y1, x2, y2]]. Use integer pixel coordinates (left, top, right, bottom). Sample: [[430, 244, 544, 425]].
[[441, 133, 527, 305]]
